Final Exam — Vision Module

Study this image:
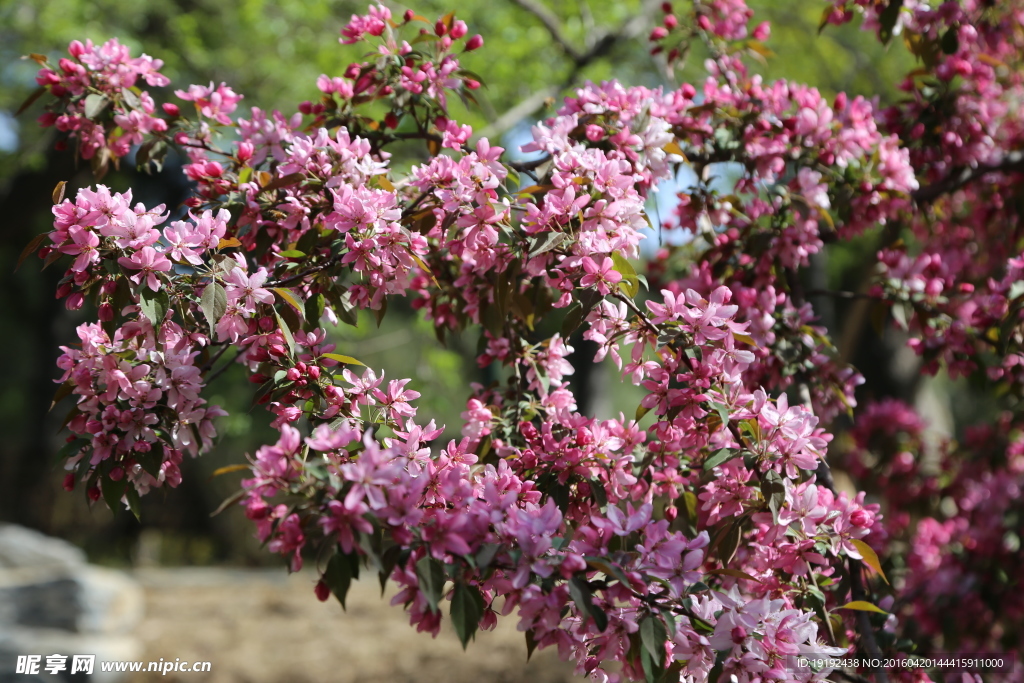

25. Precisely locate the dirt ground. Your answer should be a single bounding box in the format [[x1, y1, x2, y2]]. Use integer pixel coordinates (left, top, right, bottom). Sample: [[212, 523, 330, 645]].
[[130, 568, 580, 683]]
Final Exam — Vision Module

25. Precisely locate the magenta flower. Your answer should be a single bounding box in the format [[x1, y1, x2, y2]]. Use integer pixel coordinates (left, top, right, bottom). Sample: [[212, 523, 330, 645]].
[[580, 256, 623, 295], [117, 246, 171, 291]]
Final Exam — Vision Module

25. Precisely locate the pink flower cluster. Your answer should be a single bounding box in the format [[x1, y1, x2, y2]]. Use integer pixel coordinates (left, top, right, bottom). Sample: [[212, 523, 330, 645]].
[[29, 2, 1024, 681], [34, 39, 169, 163]]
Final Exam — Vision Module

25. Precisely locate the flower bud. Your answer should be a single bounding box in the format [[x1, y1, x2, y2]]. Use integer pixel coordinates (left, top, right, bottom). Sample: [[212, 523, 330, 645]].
[[68, 40, 86, 58], [63, 473, 76, 492], [162, 102, 180, 117], [87, 486, 102, 502], [435, 20, 447, 36], [237, 141, 254, 162], [315, 579, 331, 602], [450, 20, 468, 39], [465, 34, 484, 51]]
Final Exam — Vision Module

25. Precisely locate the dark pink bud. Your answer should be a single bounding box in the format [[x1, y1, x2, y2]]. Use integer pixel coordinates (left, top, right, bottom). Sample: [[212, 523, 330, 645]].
[[315, 579, 331, 602], [731, 626, 747, 643], [661, 2, 672, 12], [109, 466, 124, 482], [384, 112, 399, 129], [664, 15, 678, 29], [162, 102, 180, 117], [849, 509, 871, 527], [403, 9, 415, 22], [450, 20, 468, 39], [435, 20, 447, 36], [63, 473, 76, 492], [87, 486, 102, 502], [650, 27, 669, 41], [237, 141, 254, 162], [465, 34, 483, 51], [464, 79, 480, 90], [68, 40, 86, 58], [697, 15, 711, 31], [664, 505, 678, 522], [246, 498, 270, 520]]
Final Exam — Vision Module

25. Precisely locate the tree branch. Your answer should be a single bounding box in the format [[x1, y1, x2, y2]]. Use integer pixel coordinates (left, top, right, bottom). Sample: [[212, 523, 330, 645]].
[[911, 150, 1024, 204], [509, 0, 585, 63], [477, 0, 660, 143]]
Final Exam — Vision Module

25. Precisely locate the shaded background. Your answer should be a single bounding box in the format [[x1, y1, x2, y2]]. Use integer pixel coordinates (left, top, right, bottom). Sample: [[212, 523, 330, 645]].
[[0, 4, 956, 678]]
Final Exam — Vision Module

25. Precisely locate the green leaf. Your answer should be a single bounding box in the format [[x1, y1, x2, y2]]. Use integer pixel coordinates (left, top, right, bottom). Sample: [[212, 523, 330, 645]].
[[760, 469, 786, 524], [703, 448, 736, 471], [569, 576, 608, 631], [525, 629, 538, 662], [561, 288, 602, 338], [200, 281, 227, 331], [272, 287, 305, 314], [878, 0, 904, 44], [121, 87, 141, 109], [851, 539, 889, 585], [84, 93, 109, 118], [639, 614, 667, 670], [278, 250, 306, 258], [450, 582, 483, 649], [138, 287, 169, 327], [837, 600, 888, 615], [611, 252, 639, 298], [475, 543, 500, 570], [322, 352, 365, 366], [136, 447, 163, 479], [273, 309, 296, 358], [16, 232, 48, 272], [101, 476, 127, 514], [940, 27, 959, 55], [705, 568, 763, 584], [324, 549, 361, 609], [124, 486, 141, 521], [261, 172, 306, 192], [528, 231, 566, 258], [15, 86, 46, 116], [415, 556, 446, 614], [717, 520, 742, 567], [304, 293, 325, 326]]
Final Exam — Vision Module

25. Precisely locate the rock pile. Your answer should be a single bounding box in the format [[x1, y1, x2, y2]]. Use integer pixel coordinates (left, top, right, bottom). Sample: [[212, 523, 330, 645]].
[[0, 525, 142, 682]]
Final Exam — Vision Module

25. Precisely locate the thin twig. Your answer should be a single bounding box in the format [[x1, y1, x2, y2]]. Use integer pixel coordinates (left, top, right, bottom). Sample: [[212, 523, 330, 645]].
[[205, 348, 244, 384], [911, 150, 1024, 204]]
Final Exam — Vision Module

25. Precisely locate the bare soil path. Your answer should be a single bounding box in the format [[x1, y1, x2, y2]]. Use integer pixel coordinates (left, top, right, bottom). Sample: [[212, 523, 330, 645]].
[[130, 568, 579, 683]]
